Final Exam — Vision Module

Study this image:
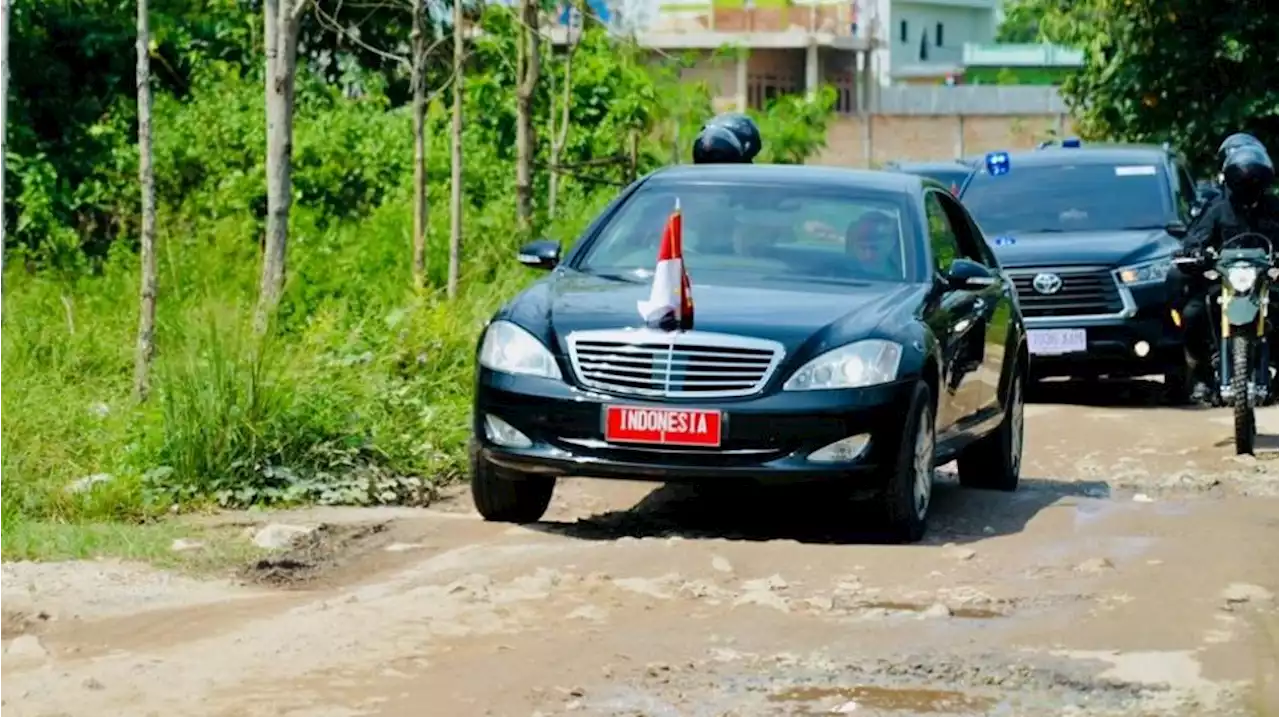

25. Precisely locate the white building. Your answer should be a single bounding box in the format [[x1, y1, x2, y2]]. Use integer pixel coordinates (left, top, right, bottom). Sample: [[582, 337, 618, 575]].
[[861, 0, 1000, 85]]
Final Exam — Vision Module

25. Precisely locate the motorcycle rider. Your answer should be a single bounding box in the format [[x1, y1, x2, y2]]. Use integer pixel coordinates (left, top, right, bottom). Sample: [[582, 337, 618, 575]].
[[1177, 143, 1278, 401], [1191, 133, 1267, 215]]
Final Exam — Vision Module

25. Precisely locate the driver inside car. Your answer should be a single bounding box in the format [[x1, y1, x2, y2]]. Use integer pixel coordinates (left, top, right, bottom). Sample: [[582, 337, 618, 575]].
[[845, 211, 904, 280]]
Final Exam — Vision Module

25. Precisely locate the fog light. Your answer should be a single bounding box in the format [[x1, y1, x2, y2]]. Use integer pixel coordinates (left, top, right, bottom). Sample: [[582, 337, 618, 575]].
[[808, 434, 871, 463], [484, 414, 532, 448], [1133, 340, 1150, 358]]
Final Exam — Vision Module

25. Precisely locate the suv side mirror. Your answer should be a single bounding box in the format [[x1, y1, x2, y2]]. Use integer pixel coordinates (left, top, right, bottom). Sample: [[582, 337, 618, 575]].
[[1164, 221, 1188, 239], [944, 258, 997, 290], [517, 239, 561, 270]]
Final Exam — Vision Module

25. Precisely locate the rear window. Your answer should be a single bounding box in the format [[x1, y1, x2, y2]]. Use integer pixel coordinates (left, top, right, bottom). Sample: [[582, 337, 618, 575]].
[[960, 161, 1173, 236], [578, 181, 918, 284]]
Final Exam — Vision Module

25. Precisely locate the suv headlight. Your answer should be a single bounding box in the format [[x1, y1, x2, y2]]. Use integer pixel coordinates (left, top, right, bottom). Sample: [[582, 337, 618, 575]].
[[783, 339, 902, 391], [478, 320, 562, 379], [1117, 258, 1173, 285], [1226, 265, 1259, 294]]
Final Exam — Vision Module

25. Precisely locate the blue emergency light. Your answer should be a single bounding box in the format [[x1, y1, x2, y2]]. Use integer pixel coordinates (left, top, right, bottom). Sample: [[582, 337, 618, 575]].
[[1061, 137, 1082, 148], [985, 151, 1011, 177]]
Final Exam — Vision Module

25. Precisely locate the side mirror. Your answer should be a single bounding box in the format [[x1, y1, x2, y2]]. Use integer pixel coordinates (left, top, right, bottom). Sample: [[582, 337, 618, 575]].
[[944, 258, 997, 290], [516, 239, 561, 271], [1164, 221, 1188, 239]]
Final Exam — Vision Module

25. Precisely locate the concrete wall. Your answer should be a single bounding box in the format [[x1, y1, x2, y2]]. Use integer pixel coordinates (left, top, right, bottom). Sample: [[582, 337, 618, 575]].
[[887, 2, 994, 70], [812, 113, 1077, 168]]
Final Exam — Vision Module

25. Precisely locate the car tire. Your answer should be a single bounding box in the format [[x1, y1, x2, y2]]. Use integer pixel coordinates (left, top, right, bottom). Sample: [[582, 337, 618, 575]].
[[1163, 351, 1196, 406], [873, 381, 935, 544], [470, 447, 555, 523], [956, 372, 1024, 492]]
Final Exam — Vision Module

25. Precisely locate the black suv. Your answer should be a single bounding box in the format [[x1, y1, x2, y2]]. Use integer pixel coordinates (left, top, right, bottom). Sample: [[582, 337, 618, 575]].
[[883, 159, 977, 195], [957, 140, 1199, 402]]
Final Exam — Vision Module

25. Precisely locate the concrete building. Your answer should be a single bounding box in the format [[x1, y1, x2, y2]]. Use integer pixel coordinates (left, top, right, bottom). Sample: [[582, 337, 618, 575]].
[[866, 0, 1000, 85], [546, 1, 879, 114]]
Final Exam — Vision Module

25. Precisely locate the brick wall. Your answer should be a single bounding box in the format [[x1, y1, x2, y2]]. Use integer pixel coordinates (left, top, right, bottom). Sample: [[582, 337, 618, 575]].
[[813, 113, 1077, 167]]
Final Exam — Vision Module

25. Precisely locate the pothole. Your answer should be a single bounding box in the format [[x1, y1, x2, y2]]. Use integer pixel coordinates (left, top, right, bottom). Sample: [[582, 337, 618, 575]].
[[769, 685, 995, 714]]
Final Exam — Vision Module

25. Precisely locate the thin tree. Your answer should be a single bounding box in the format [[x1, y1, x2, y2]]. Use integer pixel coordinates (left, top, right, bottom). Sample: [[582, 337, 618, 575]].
[[1, 0, 9, 295], [513, 0, 540, 232], [447, 0, 464, 298], [410, 0, 429, 290], [547, 0, 583, 220], [133, 0, 158, 401], [256, 0, 310, 332]]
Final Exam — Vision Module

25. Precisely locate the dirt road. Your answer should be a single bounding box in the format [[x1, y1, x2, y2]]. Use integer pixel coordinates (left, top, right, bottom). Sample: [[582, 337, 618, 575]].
[[4, 381, 1278, 717]]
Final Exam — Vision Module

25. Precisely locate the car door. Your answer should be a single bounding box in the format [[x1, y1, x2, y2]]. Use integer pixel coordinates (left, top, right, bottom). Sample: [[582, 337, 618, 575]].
[[922, 190, 986, 436], [938, 190, 1013, 420]]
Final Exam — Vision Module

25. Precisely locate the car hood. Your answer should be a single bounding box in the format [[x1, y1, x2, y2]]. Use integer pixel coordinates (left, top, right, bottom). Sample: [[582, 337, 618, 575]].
[[537, 271, 917, 353], [990, 229, 1179, 269]]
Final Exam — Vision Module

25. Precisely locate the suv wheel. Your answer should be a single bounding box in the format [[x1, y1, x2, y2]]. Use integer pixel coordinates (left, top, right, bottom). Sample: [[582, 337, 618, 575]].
[[1164, 350, 1196, 406]]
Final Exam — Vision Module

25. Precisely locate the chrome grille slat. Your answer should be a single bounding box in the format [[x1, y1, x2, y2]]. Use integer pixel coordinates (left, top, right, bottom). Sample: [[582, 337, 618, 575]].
[[1007, 266, 1125, 318], [566, 328, 786, 399]]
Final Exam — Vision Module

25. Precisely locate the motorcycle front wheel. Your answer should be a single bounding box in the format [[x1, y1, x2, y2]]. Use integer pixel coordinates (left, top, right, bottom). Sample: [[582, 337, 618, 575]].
[[1231, 334, 1256, 455]]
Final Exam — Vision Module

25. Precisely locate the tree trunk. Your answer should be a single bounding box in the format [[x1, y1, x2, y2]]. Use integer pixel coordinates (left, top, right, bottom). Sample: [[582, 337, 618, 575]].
[[513, 0, 540, 232], [133, 0, 158, 402], [256, 0, 304, 333], [447, 0, 464, 299], [410, 0, 428, 290], [1, 0, 10, 296], [547, 7, 581, 221]]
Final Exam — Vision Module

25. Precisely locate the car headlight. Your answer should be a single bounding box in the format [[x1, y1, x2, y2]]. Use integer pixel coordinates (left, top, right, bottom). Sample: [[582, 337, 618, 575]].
[[1226, 265, 1259, 294], [1117, 258, 1173, 285], [783, 339, 903, 391], [478, 320, 562, 379]]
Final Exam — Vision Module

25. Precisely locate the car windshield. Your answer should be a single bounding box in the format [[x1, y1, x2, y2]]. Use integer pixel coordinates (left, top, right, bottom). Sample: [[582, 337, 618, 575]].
[[577, 181, 915, 284], [960, 161, 1171, 235]]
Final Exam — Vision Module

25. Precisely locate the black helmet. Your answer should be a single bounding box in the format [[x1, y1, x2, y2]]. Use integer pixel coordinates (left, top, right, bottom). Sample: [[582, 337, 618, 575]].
[[1222, 145, 1275, 205], [703, 112, 761, 163], [692, 125, 748, 164], [1217, 133, 1264, 165]]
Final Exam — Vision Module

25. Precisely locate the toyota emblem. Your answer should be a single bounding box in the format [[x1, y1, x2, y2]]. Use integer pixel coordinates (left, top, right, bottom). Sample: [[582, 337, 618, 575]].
[[1032, 272, 1064, 295]]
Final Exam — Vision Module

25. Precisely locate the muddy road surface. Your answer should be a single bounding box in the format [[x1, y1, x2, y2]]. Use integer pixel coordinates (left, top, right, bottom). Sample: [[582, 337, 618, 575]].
[[4, 381, 1278, 717]]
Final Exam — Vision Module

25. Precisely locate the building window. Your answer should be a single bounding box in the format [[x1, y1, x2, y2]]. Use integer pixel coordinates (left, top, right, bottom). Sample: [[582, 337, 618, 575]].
[[899, 20, 908, 43], [935, 22, 944, 47], [919, 30, 929, 61]]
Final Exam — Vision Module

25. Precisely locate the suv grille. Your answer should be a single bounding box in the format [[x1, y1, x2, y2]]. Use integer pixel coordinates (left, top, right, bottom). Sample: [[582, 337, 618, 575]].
[[565, 329, 785, 399], [1008, 267, 1124, 318]]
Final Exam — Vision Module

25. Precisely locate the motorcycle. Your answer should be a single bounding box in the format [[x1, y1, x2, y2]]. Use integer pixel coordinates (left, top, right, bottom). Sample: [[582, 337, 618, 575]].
[[1174, 233, 1279, 454]]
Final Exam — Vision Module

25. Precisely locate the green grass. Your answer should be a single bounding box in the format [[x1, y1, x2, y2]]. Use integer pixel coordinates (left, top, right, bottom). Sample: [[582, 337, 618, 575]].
[[1, 517, 266, 575]]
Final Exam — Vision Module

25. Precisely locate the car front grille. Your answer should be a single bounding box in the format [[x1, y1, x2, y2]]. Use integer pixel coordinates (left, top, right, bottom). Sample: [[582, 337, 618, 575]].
[[565, 329, 785, 399], [1007, 267, 1125, 318]]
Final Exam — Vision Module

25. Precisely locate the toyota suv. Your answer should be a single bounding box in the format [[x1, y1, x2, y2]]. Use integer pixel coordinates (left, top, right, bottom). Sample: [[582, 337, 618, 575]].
[[957, 140, 1198, 403]]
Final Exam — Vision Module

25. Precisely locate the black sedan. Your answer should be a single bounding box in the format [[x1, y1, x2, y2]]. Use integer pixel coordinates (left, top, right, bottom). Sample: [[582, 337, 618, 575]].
[[471, 164, 1029, 542]]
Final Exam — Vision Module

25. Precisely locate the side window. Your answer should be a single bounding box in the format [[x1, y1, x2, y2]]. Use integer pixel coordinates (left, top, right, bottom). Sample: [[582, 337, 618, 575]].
[[925, 191, 964, 275], [935, 191, 996, 267]]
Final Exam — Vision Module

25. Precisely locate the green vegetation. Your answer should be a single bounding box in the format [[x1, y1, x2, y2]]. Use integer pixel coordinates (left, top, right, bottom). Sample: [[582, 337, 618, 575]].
[[3, 0, 837, 557], [998, 0, 1278, 174]]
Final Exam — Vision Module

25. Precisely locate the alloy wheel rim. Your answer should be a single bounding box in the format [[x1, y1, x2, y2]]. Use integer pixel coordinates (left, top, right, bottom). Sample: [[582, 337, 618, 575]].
[[1009, 377, 1024, 475], [912, 408, 935, 520]]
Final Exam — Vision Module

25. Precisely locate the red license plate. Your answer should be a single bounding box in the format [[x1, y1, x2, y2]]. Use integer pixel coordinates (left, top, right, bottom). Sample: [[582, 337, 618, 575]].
[[603, 406, 723, 447]]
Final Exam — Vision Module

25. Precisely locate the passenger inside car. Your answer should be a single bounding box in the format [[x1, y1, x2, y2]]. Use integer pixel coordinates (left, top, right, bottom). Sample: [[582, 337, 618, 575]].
[[844, 210, 905, 280]]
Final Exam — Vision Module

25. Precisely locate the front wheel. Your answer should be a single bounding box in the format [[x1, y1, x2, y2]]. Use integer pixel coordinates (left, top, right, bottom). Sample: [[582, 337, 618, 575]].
[[471, 446, 556, 523], [957, 373, 1024, 491], [1231, 334, 1256, 455], [872, 381, 935, 544]]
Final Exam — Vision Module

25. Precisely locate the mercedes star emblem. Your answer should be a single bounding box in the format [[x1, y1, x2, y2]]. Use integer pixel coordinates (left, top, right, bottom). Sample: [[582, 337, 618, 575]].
[[1032, 272, 1064, 295]]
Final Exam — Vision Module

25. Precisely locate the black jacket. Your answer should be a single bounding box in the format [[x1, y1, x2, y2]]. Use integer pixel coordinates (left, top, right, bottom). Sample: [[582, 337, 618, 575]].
[[1183, 190, 1279, 255]]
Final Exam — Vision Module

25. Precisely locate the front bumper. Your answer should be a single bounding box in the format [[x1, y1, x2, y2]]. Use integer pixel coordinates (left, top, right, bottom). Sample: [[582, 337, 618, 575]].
[[473, 369, 914, 485], [1023, 280, 1188, 379]]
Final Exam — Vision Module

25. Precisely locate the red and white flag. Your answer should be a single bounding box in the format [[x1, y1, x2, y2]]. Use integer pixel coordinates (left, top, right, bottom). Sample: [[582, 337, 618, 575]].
[[636, 201, 694, 330]]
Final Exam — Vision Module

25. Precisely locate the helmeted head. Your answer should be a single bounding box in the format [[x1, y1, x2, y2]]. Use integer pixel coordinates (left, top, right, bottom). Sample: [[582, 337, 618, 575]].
[[704, 112, 761, 163], [1222, 144, 1275, 207], [1217, 133, 1265, 166], [692, 125, 749, 164]]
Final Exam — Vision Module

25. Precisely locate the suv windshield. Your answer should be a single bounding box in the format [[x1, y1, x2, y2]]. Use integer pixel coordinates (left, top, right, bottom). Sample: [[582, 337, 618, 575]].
[[960, 161, 1171, 235], [578, 180, 917, 283]]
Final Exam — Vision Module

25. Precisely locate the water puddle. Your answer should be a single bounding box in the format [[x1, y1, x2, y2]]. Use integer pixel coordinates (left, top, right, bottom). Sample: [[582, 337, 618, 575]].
[[769, 685, 995, 714], [859, 600, 1006, 619]]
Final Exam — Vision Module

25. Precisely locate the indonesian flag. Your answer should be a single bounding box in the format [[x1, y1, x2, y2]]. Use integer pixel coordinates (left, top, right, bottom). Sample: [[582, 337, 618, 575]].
[[636, 201, 694, 331]]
